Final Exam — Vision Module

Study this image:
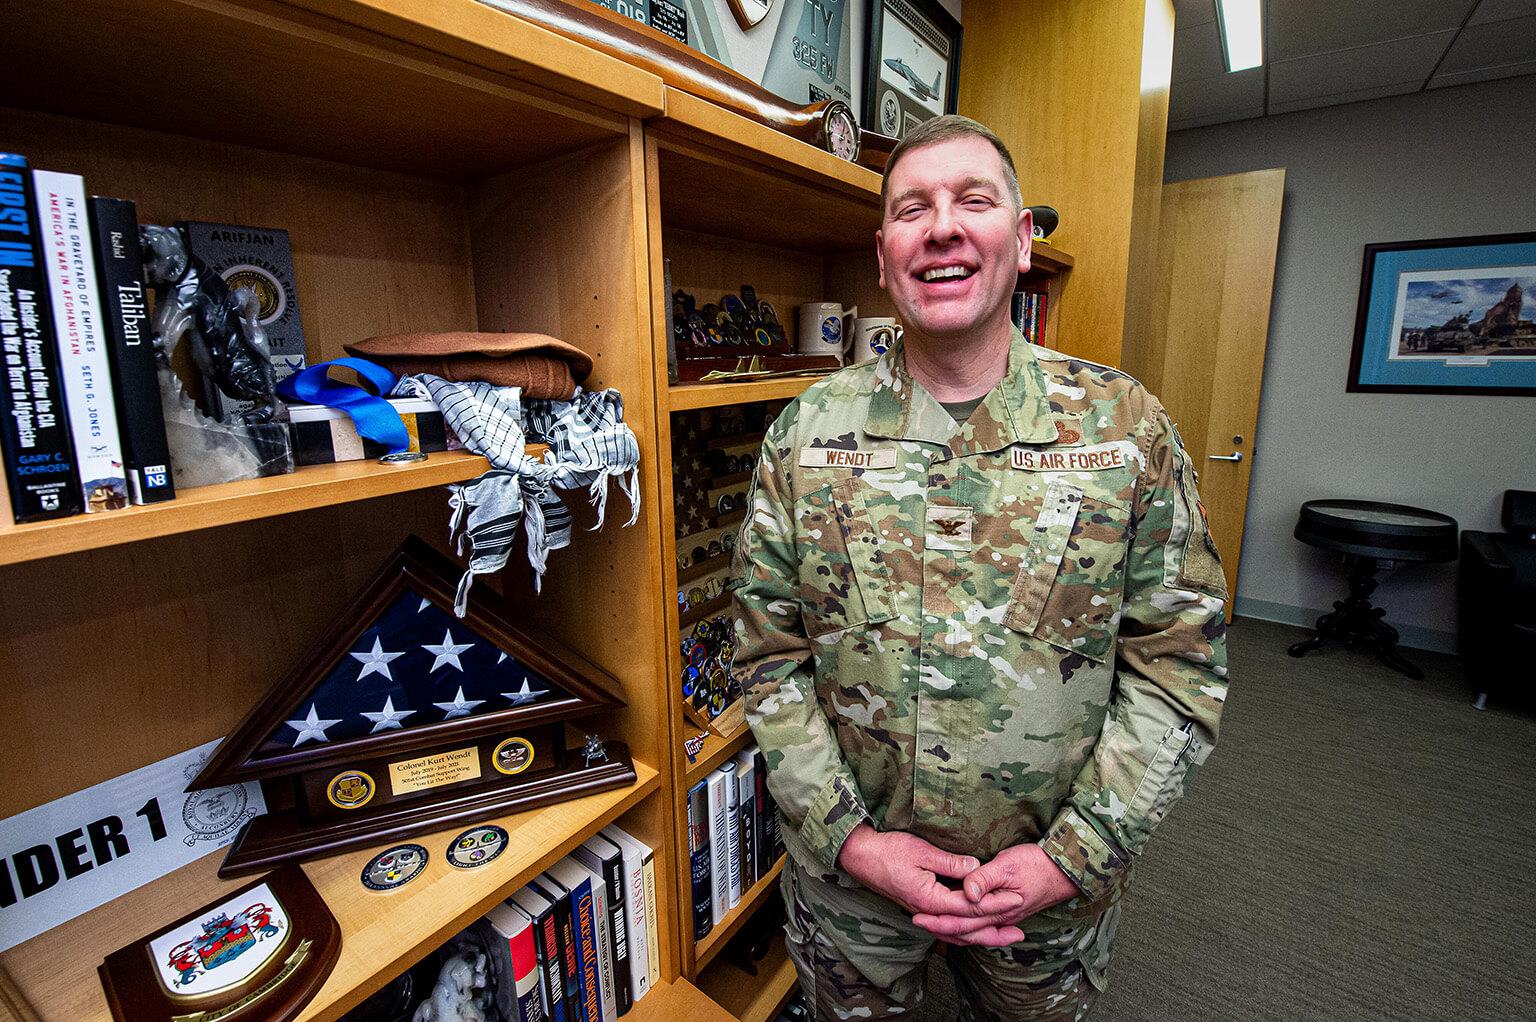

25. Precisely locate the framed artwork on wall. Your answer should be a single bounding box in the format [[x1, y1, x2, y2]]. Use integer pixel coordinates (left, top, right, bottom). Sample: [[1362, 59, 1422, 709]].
[[1348, 232, 1536, 395], [863, 0, 961, 140]]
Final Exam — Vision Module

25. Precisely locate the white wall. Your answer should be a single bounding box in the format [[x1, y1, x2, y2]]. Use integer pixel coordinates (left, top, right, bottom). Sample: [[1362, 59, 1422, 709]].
[[1163, 75, 1536, 653]]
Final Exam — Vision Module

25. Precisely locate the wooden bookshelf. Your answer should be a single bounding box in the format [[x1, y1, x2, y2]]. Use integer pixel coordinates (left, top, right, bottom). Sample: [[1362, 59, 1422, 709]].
[[0, 451, 527, 566], [1, 765, 658, 1022]]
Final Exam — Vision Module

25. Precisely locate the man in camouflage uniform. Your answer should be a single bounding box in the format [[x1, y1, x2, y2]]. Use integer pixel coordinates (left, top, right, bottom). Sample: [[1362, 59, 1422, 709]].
[[729, 115, 1229, 1020]]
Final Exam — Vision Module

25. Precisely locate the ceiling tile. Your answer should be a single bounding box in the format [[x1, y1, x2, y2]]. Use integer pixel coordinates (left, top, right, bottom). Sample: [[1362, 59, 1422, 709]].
[[1468, 0, 1536, 24], [1429, 59, 1536, 88], [1436, 15, 1536, 72], [1268, 32, 1456, 104], [1169, 65, 1266, 121], [1267, 0, 1476, 61], [1173, 22, 1227, 82], [1172, 0, 1217, 28], [1268, 80, 1424, 116], [1168, 106, 1267, 132]]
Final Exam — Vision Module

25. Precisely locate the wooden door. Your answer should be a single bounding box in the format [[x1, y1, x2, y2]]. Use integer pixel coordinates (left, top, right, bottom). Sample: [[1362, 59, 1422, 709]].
[[1125, 168, 1285, 612]]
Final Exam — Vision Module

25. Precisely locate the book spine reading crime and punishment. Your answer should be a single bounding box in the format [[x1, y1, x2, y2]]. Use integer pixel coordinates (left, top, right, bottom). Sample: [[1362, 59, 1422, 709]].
[[0, 153, 80, 522]]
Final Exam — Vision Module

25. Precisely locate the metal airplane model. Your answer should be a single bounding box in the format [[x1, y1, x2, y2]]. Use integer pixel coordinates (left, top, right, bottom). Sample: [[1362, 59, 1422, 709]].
[[884, 58, 941, 102]]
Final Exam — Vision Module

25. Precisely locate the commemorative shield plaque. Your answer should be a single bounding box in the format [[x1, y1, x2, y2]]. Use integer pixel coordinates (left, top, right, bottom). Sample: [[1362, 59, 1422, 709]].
[[190, 536, 636, 878], [99, 864, 340, 1022]]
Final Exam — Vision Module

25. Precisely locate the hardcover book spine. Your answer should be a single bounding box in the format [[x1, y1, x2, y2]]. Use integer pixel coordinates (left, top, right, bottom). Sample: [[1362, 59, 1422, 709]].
[[640, 850, 659, 987], [577, 837, 631, 1015], [0, 154, 80, 522], [532, 876, 583, 1022], [722, 762, 742, 909], [753, 748, 772, 880], [735, 749, 757, 888], [486, 903, 544, 1022], [597, 824, 651, 1003], [86, 196, 172, 504], [687, 779, 712, 940], [523, 892, 566, 1022], [706, 768, 730, 925], [570, 874, 601, 1022], [32, 169, 127, 512]]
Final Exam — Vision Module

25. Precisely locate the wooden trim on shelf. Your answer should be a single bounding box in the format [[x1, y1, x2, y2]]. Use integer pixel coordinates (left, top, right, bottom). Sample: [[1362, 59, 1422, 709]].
[[0, 450, 539, 566], [667, 374, 828, 410], [679, 592, 732, 630], [694, 857, 786, 972], [303, 0, 667, 118], [679, 552, 731, 584], [1029, 243, 1075, 274], [622, 976, 739, 1022], [652, 88, 880, 203], [682, 719, 756, 788], [696, 929, 798, 1022], [706, 430, 765, 451], [0, 764, 659, 1022]]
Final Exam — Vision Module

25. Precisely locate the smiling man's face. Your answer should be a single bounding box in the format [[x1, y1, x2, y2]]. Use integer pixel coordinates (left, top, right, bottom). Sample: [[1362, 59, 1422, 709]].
[[877, 135, 1031, 350]]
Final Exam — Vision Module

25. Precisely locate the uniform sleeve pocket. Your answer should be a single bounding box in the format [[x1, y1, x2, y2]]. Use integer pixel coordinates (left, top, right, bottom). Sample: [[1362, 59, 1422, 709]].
[[1004, 479, 1130, 662], [794, 478, 896, 636]]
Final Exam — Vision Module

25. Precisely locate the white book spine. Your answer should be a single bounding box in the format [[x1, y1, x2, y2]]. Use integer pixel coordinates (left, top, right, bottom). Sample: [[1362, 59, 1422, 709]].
[[599, 823, 653, 1001], [707, 767, 730, 924], [31, 170, 126, 511], [723, 763, 742, 908]]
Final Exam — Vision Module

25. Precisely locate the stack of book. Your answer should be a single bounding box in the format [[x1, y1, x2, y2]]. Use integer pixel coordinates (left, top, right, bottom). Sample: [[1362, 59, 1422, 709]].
[[0, 150, 305, 525], [1011, 287, 1050, 346], [688, 742, 786, 944], [482, 822, 660, 1022]]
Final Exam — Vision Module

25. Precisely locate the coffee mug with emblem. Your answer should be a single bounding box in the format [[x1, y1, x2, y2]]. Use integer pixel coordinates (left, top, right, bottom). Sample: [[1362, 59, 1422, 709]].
[[850, 317, 901, 363], [797, 302, 859, 361]]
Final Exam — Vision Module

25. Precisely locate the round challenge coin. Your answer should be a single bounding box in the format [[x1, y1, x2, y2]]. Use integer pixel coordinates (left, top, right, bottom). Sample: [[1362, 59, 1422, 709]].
[[362, 843, 428, 892], [446, 824, 508, 869]]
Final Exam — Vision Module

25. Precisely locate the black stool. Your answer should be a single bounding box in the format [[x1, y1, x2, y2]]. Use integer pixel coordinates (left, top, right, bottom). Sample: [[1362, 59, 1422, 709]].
[[1288, 499, 1458, 680]]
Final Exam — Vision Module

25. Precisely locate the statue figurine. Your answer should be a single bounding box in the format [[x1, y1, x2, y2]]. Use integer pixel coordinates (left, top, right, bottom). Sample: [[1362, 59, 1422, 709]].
[[137, 224, 293, 487], [583, 734, 609, 766], [411, 950, 489, 1022], [139, 224, 280, 425]]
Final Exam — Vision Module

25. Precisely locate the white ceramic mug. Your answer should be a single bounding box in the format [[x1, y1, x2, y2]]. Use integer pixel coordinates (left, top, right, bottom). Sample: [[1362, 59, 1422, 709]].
[[797, 302, 858, 360], [850, 317, 901, 363]]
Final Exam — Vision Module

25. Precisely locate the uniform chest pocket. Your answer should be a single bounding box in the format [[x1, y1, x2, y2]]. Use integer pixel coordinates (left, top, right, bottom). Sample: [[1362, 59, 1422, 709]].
[[1003, 478, 1131, 661], [794, 477, 897, 636]]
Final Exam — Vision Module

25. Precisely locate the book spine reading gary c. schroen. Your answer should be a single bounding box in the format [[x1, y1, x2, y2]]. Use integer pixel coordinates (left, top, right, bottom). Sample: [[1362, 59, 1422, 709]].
[[0, 153, 80, 523]]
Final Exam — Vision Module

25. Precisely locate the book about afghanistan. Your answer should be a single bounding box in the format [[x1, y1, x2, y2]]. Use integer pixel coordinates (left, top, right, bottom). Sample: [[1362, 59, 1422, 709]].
[[0, 153, 80, 522]]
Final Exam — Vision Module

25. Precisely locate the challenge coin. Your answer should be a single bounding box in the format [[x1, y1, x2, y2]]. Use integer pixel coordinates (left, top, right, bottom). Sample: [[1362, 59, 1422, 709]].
[[446, 824, 508, 869], [362, 843, 428, 891]]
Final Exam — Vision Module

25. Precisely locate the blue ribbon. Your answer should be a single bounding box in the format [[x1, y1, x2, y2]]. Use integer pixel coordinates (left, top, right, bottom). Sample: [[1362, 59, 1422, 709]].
[[277, 358, 410, 454]]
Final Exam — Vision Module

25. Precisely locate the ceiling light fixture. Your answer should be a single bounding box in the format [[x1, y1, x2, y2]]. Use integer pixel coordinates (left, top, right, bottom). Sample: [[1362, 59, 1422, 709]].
[[1217, 0, 1263, 72]]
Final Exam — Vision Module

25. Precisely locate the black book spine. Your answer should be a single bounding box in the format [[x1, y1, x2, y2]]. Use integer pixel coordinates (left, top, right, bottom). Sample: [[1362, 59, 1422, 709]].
[[753, 749, 771, 881], [533, 878, 583, 1022], [687, 780, 712, 941], [599, 852, 631, 1016], [0, 153, 80, 522], [737, 765, 756, 889], [86, 196, 173, 504]]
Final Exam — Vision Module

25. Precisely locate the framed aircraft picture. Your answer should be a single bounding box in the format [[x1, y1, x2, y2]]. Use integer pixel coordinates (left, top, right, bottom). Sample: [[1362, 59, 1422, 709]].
[[1347, 232, 1536, 394], [864, 0, 962, 140]]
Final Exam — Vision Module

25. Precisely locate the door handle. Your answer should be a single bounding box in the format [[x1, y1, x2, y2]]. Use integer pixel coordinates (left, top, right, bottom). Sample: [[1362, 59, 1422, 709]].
[[1208, 452, 1243, 462]]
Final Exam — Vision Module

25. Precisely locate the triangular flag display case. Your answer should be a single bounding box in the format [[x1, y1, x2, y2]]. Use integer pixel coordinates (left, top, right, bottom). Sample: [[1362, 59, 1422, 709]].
[[192, 535, 636, 878]]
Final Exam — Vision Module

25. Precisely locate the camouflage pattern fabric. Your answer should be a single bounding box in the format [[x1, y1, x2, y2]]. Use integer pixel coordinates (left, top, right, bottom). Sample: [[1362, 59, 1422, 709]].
[[783, 856, 1107, 1021], [729, 327, 1229, 1002]]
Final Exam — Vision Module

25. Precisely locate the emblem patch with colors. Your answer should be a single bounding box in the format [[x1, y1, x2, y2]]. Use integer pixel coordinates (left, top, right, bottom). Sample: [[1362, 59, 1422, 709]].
[[446, 824, 508, 869], [362, 843, 428, 892], [150, 882, 288, 994]]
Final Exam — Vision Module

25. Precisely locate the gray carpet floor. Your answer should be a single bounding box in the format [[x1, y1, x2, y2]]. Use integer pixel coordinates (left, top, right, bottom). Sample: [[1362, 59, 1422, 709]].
[[910, 616, 1536, 1020]]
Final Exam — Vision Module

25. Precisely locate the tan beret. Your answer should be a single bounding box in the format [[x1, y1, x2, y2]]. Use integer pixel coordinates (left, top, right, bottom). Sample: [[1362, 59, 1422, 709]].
[[345, 332, 594, 400]]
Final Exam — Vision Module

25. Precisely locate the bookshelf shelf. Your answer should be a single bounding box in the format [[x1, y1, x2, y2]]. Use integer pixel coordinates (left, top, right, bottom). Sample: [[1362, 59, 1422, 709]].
[[696, 930, 798, 1022], [0, 450, 552, 566], [693, 856, 786, 973], [0, 765, 658, 1022]]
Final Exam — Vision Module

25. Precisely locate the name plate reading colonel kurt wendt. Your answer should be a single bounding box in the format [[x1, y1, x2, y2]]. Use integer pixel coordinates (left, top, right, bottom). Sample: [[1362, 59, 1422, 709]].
[[389, 747, 481, 797]]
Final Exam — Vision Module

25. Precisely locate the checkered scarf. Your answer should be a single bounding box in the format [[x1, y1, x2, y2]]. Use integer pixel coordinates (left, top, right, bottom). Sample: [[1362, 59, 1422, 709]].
[[396, 375, 640, 613]]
